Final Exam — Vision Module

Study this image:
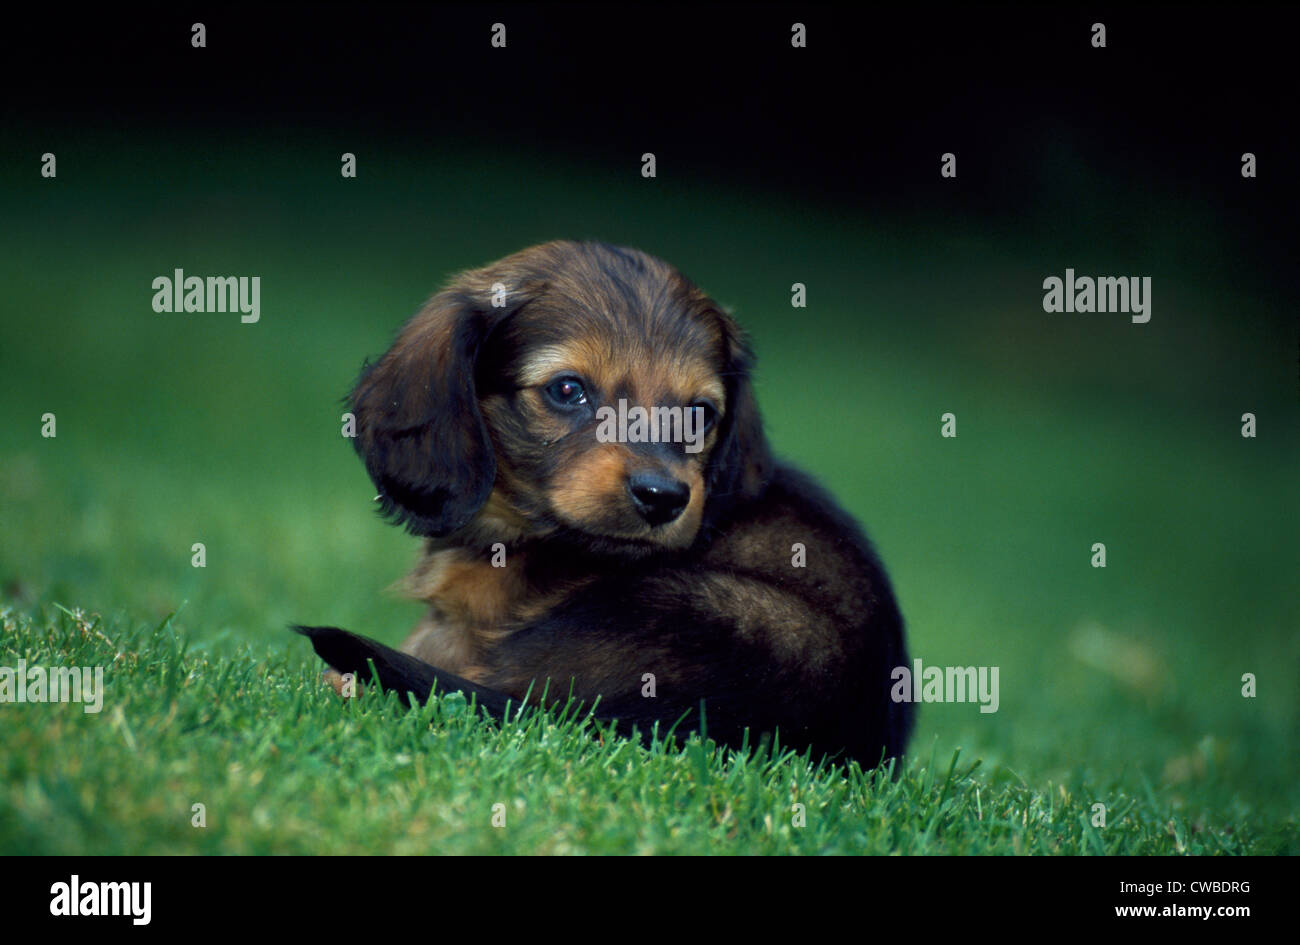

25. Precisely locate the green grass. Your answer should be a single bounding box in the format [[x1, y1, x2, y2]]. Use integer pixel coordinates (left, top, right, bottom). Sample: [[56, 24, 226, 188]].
[[0, 605, 1273, 855], [1, 128, 1296, 854]]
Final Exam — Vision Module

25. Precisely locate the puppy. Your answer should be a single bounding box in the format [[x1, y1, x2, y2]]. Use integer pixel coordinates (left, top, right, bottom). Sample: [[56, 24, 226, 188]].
[[298, 240, 913, 767]]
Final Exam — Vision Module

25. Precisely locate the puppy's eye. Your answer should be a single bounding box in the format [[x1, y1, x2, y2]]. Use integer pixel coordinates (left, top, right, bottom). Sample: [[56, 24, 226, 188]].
[[691, 402, 718, 432], [545, 375, 589, 408]]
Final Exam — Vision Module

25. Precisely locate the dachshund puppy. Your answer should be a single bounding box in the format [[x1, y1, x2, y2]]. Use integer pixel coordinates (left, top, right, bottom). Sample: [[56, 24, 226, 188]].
[[298, 240, 913, 767]]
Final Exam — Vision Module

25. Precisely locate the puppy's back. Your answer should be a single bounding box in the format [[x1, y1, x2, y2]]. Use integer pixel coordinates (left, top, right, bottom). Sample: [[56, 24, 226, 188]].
[[473, 461, 912, 765]]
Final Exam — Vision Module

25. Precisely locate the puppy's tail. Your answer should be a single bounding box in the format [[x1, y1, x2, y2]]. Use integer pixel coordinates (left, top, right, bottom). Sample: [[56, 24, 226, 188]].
[[291, 624, 516, 718]]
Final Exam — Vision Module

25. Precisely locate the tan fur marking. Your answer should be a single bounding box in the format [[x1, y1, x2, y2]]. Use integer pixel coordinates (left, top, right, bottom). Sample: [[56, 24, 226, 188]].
[[686, 572, 843, 672], [398, 542, 594, 679], [549, 444, 633, 521], [518, 343, 592, 387]]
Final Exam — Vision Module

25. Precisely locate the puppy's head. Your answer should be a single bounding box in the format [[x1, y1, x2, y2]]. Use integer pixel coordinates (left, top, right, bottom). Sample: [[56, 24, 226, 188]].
[[350, 241, 770, 555]]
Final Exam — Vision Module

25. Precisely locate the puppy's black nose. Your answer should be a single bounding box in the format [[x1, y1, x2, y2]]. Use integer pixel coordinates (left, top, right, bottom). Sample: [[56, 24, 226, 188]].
[[627, 473, 690, 526]]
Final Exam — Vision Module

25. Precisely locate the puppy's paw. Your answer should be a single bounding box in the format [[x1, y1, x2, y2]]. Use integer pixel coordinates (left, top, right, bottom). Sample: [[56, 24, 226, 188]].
[[322, 667, 364, 699]]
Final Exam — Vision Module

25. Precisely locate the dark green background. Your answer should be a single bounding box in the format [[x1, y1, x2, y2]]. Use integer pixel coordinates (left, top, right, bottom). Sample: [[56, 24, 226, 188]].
[[1, 4, 1296, 841]]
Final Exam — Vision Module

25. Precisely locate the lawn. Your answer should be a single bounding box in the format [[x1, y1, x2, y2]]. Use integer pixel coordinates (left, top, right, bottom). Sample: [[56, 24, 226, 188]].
[[1, 130, 1295, 854]]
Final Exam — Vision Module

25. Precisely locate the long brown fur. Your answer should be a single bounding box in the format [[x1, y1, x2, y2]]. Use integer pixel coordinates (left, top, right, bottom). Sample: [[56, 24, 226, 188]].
[[300, 240, 913, 767]]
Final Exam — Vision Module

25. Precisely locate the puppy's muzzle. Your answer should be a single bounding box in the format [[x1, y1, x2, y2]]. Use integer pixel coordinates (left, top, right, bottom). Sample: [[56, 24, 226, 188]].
[[627, 472, 690, 526]]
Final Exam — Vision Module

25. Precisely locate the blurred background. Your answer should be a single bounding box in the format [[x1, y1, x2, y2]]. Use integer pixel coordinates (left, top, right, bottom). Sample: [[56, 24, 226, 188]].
[[2, 5, 1296, 825]]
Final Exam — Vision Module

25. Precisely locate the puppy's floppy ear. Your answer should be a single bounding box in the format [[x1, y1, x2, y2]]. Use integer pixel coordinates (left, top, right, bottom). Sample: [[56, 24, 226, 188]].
[[350, 277, 535, 537], [705, 311, 772, 523]]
